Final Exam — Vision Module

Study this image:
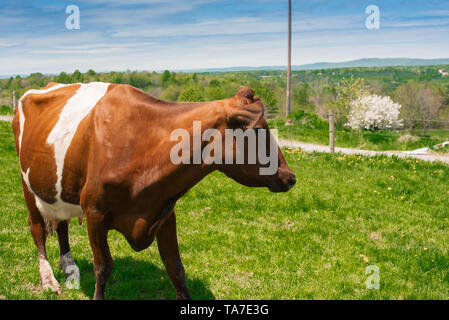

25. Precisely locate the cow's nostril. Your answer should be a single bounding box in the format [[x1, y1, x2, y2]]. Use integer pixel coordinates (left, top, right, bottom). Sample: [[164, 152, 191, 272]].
[[287, 175, 296, 188]]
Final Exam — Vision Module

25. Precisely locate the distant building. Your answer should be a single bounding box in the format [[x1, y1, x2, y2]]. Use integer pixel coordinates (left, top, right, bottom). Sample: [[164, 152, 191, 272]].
[[438, 69, 448, 77]]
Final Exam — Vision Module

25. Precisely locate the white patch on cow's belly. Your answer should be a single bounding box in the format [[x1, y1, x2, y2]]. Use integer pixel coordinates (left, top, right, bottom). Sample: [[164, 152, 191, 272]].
[[22, 168, 83, 220], [20, 82, 110, 221]]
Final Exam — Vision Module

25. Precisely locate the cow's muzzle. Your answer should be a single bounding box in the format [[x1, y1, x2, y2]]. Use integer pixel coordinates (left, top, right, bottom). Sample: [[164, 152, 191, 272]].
[[268, 170, 296, 193]]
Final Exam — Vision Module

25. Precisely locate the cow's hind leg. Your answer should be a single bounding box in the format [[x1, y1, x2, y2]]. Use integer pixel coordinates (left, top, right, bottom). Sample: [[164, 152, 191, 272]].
[[57, 220, 80, 288], [23, 186, 61, 294], [85, 208, 113, 300], [157, 211, 191, 300]]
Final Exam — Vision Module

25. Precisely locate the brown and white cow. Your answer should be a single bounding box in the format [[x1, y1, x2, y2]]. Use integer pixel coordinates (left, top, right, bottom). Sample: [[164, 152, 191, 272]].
[[12, 82, 296, 299]]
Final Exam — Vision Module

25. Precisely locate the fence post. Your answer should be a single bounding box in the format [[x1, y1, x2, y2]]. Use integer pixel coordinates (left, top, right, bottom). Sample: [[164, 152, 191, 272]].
[[12, 90, 17, 109], [329, 110, 335, 154]]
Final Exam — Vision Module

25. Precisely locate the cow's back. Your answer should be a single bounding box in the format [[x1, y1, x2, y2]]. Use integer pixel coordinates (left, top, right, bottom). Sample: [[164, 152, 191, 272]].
[[14, 82, 111, 221]]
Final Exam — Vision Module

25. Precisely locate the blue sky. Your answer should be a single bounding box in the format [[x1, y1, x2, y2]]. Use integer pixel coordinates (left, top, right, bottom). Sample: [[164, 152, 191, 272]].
[[1, 0, 448, 75]]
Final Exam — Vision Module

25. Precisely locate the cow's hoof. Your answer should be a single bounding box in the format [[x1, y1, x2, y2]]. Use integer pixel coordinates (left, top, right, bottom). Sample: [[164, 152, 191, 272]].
[[40, 261, 62, 294], [42, 283, 62, 295], [176, 293, 192, 300], [39, 258, 62, 294]]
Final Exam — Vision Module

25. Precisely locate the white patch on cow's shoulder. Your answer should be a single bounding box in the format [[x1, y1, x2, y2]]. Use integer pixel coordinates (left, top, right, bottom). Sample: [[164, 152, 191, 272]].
[[20, 82, 110, 221]]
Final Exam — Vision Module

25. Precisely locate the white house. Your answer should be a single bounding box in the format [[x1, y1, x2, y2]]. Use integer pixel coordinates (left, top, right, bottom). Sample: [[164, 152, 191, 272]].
[[438, 69, 448, 77]]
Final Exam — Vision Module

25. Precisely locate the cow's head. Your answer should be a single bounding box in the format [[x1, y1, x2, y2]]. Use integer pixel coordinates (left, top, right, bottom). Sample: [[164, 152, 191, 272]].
[[218, 87, 296, 193]]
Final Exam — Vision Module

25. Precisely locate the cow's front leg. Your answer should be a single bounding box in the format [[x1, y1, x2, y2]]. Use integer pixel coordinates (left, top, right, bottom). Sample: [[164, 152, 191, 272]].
[[85, 209, 113, 300], [157, 211, 191, 300]]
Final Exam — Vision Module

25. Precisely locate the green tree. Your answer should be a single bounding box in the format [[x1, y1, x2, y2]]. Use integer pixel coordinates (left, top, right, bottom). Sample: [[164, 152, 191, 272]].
[[178, 87, 205, 102], [73, 69, 82, 82], [112, 72, 123, 84], [160, 86, 181, 101], [205, 86, 226, 100], [129, 72, 152, 88], [209, 79, 220, 87], [56, 72, 70, 83], [331, 76, 369, 124], [292, 82, 314, 112], [254, 86, 278, 117], [394, 81, 445, 130], [161, 70, 170, 84]]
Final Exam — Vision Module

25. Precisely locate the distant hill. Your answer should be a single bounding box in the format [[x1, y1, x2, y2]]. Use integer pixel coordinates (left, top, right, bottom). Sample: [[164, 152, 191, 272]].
[[0, 74, 27, 79], [2, 58, 449, 78], [178, 58, 449, 73], [293, 58, 449, 70]]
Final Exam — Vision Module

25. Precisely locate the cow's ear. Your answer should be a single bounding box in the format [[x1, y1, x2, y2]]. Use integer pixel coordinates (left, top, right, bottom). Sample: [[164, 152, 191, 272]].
[[227, 87, 264, 129]]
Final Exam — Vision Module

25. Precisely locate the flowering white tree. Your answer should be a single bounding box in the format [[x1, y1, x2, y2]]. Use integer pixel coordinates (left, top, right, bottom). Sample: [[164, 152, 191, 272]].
[[346, 95, 403, 130]]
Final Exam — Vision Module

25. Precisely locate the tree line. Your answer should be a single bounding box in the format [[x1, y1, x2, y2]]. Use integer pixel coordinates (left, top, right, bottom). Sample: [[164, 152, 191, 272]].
[[1, 65, 449, 129]]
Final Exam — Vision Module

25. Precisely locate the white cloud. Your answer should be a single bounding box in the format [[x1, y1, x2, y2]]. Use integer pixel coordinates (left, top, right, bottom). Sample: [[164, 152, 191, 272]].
[[0, 41, 21, 48], [1, 0, 448, 75], [27, 41, 156, 55], [110, 14, 364, 38], [28, 48, 129, 55]]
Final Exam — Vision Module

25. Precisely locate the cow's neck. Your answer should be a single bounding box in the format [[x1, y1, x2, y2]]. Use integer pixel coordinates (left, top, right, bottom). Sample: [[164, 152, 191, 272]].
[[131, 100, 228, 203], [165, 100, 227, 133]]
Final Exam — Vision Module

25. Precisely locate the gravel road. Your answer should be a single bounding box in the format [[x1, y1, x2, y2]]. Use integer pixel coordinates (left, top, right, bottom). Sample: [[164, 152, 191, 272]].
[[0, 115, 13, 122]]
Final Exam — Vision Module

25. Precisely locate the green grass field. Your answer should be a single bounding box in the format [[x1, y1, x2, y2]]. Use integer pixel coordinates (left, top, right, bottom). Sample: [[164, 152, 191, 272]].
[[0, 121, 448, 300], [0, 106, 14, 116]]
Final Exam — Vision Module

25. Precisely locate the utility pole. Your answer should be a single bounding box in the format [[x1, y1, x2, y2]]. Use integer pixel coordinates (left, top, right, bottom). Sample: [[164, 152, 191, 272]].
[[286, 0, 292, 117]]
